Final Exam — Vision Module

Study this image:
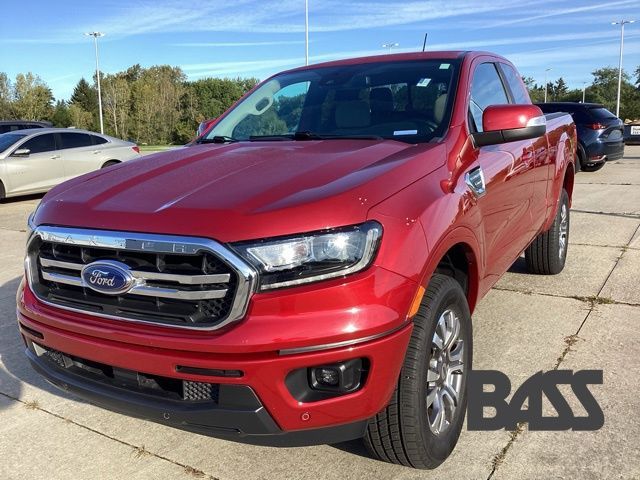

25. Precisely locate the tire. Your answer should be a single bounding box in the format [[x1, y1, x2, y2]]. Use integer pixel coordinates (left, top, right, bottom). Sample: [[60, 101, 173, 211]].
[[364, 274, 472, 469], [525, 189, 569, 275], [0, 181, 5, 201], [101, 160, 120, 169]]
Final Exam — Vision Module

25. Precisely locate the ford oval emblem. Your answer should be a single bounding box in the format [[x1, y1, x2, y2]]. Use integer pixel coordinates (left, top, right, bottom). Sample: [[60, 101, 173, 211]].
[[81, 260, 135, 295]]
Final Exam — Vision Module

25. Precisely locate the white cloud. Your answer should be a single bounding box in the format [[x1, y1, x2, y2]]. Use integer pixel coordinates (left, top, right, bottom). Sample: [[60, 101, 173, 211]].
[[478, 0, 639, 28], [171, 40, 306, 48]]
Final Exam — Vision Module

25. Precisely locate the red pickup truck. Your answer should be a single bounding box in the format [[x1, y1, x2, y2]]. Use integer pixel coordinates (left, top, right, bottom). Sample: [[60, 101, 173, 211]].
[[18, 51, 576, 469]]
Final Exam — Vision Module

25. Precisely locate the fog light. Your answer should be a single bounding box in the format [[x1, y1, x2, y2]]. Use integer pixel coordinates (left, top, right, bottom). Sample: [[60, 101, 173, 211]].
[[316, 367, 340, 386], [309, 359, 365, 393]]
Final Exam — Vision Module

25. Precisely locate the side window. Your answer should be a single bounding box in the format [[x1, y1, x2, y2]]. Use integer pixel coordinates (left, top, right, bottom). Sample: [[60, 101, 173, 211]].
[[499, 64, 531, 104], [59, 132, 93, 149], [91, 135, 108, 145], [469, 63, 510, 132], [20, 134, 56, 154]]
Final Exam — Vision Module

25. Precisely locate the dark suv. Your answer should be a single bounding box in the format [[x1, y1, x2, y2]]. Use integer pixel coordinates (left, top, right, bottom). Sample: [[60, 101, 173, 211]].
[[0, 120, 52, 134], [536, 103, 624, 171]]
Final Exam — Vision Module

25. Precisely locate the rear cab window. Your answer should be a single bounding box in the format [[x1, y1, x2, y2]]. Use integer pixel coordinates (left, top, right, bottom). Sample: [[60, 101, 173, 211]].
[[498, 63, 531, 104]]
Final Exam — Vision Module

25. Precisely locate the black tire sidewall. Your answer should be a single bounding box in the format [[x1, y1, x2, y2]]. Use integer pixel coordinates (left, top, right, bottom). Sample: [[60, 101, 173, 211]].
[[405, 275, 472, 464]]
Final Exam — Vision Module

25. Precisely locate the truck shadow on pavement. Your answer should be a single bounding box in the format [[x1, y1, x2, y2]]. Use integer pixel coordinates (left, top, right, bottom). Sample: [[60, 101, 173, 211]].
[[0, 276, 82, 410]]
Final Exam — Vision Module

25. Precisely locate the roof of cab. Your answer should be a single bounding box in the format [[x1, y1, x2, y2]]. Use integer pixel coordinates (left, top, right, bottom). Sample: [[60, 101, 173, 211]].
[[280, 50, 501, 75]]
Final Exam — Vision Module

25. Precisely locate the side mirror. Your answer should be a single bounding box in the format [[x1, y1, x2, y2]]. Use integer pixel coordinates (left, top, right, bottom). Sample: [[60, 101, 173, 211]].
[[472, 104, 546, 148], [12, 148, 30, 157]]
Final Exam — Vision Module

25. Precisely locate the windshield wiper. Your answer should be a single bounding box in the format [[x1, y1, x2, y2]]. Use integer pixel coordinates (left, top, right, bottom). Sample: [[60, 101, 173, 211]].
[[197, 135, 239, 144]]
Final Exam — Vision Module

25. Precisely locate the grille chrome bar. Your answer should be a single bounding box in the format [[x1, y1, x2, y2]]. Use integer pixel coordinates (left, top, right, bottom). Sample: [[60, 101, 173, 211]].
[[40, 257, 231, 284], [27, 225, 257, 331], [41, 270, 228, 300], [42, 271, 83, 287]]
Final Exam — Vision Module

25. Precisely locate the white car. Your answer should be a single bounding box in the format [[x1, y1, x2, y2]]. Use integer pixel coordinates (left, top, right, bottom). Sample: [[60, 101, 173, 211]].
[[0, 128, 141, 199]]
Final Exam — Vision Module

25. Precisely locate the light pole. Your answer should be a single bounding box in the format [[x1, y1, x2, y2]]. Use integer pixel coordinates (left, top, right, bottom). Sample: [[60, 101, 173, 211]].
[[304, 0, 309, 66], [85, 31, 105, 134], [382, 42, 399, 54], [544, 68, 552, 102], [582, 82, 587, 103], [612, 20, 635, 118]]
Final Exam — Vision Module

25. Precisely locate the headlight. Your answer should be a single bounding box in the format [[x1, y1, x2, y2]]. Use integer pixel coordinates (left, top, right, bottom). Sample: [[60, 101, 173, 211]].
[[232, 221, 383, 290], [26, 203, 41, 242]]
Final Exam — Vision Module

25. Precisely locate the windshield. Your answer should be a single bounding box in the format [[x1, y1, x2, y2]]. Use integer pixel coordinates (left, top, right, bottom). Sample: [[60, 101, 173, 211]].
[[0, 133, 26, 153], [204, 59, 460, 144]]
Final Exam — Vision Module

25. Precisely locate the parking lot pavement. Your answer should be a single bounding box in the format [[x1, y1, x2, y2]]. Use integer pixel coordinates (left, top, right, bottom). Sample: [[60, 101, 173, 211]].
[[1, 146, 639, 480]]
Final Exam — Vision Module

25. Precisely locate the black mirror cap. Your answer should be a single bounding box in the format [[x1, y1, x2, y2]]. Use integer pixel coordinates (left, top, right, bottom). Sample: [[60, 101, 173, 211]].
[[472, 124, 547, 148]]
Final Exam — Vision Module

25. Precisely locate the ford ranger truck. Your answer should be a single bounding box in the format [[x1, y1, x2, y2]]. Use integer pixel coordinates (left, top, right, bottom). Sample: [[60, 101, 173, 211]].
[[18, 51, 576, 469]]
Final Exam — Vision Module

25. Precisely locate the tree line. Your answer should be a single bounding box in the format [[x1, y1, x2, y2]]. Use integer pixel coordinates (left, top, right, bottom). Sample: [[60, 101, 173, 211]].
[[0, 66, 258, 145], [524, 66, 640, 120], [1, 63, 639, 146]]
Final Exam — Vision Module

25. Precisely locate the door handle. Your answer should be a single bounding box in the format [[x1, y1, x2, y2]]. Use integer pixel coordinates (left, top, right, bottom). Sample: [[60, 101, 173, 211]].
[[92, 150, 100, 154], [465, 167, 486, 198], [50, 155, 60, 160]]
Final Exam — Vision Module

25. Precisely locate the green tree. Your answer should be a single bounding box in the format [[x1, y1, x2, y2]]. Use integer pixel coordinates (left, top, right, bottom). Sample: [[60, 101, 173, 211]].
[[70, 78, 98, 129], [68, 103, 94, 129], [12, 72, 54, 120], [589, 67, 640, 120], [51, 100, 72, 127], [0, 73, 12, 119], [102, 73, 131, 138]]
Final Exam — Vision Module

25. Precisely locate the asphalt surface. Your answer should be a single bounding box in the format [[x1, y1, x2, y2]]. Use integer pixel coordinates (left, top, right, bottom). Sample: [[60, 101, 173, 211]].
[[1, 147, 639, 480]]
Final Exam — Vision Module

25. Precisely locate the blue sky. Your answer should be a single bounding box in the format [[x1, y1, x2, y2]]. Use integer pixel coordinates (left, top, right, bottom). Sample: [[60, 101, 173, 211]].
[[1, 0, 639, 100]]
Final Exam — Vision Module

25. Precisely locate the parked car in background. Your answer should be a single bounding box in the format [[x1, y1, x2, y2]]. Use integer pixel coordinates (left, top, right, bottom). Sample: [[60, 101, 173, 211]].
[[0, 120, 52, 134], [624, 122, 640, 145], [20, 51, 576, 469], [536, 102, 624, 171], [0, 128, 140, 199]]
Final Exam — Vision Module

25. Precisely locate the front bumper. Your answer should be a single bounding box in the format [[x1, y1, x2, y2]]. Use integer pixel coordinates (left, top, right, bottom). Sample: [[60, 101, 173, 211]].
[[24, 341, 368, 446], [17, 265, 416, 441]]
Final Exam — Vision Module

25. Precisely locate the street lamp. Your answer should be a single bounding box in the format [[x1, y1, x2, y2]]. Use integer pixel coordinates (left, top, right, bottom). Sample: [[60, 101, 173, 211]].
[[544, 68, 552, 102], [582, 82, 587, 103], [304, 0, 309, 66], [612, 19, 635, 118], [85, 31, 105, 134], [382, 42, 399, 53]]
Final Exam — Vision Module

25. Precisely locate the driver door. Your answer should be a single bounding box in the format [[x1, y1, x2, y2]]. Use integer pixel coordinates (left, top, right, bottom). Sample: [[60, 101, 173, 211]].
[[4, 133, 66, 195], [468, 62, 536, 281]]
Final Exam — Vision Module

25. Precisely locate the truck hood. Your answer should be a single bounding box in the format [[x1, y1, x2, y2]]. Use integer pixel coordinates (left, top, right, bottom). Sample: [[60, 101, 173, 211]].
[[36, 140, 444, 242]]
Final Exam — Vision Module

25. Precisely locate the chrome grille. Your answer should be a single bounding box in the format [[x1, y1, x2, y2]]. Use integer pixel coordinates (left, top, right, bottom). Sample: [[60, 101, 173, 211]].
[[26, 226, 256, 330]]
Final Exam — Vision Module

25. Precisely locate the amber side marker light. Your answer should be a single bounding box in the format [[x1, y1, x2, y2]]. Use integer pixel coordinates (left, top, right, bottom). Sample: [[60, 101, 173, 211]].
[[408, 285, 426, 318]]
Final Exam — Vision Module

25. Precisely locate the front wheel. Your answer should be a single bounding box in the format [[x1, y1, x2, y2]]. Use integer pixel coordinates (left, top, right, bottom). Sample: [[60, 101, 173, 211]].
[[525, 189, 570, 274], [364, 274, 472, 469]]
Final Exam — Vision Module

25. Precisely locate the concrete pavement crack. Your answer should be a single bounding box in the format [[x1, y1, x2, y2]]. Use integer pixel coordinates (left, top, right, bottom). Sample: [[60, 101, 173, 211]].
[[0, 390, 221, 480], [487, 225, 640, 479], [571, 209, 640, 220]]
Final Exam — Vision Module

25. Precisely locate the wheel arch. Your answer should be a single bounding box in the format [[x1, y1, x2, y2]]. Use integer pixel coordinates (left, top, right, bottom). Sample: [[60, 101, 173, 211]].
[[419, 229, 482, 313]]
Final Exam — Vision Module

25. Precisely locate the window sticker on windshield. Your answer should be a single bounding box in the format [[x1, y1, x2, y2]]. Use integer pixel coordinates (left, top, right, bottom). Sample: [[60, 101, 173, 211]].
[[394, 130, 418, 136], [416, 78, 431, 87], [439, 63, 451, 69]]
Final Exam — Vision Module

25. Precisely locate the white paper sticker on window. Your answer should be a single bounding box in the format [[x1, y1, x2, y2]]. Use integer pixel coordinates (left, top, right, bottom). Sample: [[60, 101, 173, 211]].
[[416, 78, 431, 87], [439, 63, 451, 69], [394, 130, 418, 136]]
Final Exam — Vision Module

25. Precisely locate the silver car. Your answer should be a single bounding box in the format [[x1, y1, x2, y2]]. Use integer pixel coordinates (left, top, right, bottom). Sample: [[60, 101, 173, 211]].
[[0, 128, 140, 199]]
